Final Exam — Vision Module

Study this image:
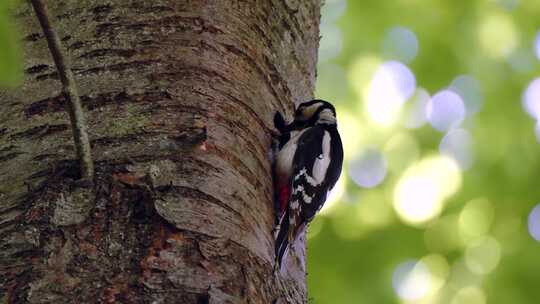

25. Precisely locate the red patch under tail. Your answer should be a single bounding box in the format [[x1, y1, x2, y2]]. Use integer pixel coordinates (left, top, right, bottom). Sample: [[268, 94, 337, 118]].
[[278, 185, 290, 216]]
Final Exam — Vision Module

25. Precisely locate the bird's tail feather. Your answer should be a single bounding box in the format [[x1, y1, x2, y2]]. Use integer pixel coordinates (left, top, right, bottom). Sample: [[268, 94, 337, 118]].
[[274, 210, 290, 271]]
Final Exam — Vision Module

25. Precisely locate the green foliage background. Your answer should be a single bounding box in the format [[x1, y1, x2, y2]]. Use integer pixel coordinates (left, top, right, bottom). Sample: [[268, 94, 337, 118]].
[[2, 1, 540, 303], [309, 0, 540, 303], [0, 0, 21, 87]]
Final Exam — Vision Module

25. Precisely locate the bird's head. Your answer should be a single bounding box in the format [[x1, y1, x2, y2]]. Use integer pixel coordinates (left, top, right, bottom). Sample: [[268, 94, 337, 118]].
[[294, 99, 337, 126]]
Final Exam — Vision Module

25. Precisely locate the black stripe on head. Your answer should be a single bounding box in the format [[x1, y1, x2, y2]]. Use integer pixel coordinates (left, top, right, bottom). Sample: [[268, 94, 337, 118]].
[[295, 99, 336, 125], [296, 99, 324, 109], [313, 100, 336, 116], [294, 99, 336, 123]]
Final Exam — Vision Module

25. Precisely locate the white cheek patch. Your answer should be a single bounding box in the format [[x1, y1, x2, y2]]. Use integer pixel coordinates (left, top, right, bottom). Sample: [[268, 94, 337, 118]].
[[317, 109, 336, 124]]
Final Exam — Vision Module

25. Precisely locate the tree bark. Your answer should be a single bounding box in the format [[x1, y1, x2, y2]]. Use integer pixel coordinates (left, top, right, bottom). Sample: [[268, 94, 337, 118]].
[[0, 1, 321, 303]]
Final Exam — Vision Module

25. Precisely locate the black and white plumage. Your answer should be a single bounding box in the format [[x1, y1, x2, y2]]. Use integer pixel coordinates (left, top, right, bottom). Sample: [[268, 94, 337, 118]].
[[273, 99, 343, 270]]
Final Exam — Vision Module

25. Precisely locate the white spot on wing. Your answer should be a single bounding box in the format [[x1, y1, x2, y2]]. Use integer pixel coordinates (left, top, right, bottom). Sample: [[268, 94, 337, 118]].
[[295, 168, 319, 186], [294, 168, 307, 180], [293, 184, 313, 204], [312, 131, 332, 184], [302, 192, 313, 204]]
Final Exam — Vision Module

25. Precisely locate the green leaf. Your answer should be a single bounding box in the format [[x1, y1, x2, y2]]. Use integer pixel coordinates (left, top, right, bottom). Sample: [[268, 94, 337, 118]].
[[0, 0, 22, 87]]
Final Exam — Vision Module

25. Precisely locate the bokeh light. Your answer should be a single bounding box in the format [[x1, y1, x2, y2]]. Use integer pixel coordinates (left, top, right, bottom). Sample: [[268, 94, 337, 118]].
[[336, 112, 366, 159], [382, 26, 419, 64], [427, 90, 466, 132], [478, 13, 518, 58], [535, 31, 540, 61], [459, 198, 494, 241], [403, 88, 430, 129], [522, 78, 540, 120], [349, 148, 387, 188], [527, 204, 540, 242], [450, 75, 483, 115], [464, 236, 502, 275], [451, 286, 487, 304], [392, 260, 432, 301], [439, 128, 474, 170], [366, 61, 416, 126], [393, 156, 462, 226], [420, 254, 450, 293]]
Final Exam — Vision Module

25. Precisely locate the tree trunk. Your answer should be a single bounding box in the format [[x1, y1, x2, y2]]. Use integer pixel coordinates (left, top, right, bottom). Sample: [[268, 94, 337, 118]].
[[0, 1, 321, 303]]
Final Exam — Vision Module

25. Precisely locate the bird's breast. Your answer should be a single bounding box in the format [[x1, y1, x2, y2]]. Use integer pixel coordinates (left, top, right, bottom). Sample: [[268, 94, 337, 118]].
[[275, 129, 307, 180]]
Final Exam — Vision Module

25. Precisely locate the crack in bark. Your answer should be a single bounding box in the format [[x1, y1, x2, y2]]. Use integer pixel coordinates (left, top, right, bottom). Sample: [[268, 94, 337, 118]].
[[0, 152, 25, 163], [25, 90, 173, 117], [77, 48, 137, 60], [157, 185, 243, 220], [10, 124, 69, 140], [25, 64, 50, 75]]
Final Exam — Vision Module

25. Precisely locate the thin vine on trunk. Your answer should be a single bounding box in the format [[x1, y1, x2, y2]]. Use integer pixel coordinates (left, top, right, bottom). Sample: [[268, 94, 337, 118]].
[[30, 0, 94, 180]]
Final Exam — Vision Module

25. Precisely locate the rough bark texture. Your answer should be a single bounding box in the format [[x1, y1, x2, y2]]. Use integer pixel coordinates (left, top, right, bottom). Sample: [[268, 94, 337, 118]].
[[0, 1, 321, 303]]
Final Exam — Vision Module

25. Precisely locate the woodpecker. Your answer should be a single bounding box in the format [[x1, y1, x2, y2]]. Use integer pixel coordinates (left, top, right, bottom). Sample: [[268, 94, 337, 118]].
[[273, 99, 343, 270]]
